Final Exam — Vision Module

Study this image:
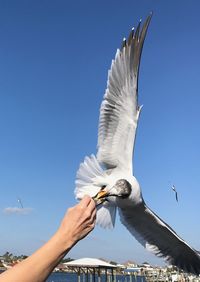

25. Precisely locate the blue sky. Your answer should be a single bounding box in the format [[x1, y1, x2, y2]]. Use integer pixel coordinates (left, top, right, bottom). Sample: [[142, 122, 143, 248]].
[[0, 0, 200, 266]]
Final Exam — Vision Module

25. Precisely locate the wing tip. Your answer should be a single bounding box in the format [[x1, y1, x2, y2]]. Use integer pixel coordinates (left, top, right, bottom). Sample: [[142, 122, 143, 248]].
[[121, 13, 153, 51]]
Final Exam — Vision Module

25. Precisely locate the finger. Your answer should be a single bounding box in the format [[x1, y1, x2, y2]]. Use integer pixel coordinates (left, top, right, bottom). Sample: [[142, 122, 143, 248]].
[[79, 195, 91, 208], [91, 208, 96, 222], [88, 208, 96, 224], [87, 197, 96, 212]]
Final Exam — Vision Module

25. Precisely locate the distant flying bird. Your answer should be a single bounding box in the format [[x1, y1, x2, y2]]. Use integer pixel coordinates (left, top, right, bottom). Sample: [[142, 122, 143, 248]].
[[75, 14, 200, 275], [17, 198, 24, 209], [171, 185, 178, 202]]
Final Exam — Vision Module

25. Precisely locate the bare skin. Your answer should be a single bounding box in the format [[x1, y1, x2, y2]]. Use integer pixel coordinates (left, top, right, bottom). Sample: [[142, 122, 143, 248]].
[[0, 196, 96, 282]]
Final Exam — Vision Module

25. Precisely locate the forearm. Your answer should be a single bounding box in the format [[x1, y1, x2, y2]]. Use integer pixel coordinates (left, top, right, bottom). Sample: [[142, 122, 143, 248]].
[[0, 231, 74, 282], [0, 196, 96, 282]]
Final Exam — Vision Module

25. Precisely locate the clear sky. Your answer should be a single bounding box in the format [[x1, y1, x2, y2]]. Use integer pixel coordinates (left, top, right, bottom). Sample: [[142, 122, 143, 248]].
[[0, 0, 200, 266]]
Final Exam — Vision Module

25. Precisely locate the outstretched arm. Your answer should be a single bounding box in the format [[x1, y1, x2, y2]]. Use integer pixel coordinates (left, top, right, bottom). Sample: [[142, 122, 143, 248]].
[[0, 196, 96, 282]]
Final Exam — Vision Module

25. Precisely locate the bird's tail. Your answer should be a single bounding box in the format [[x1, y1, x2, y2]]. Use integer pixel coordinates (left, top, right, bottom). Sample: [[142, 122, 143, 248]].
[[75, 154, 117, 229], [75, 154, 105, 200]]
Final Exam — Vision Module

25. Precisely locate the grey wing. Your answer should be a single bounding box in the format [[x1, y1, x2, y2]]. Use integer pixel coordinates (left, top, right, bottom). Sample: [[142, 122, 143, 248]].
[[119, 202, 200, 275], [97, 15, 152, 171]]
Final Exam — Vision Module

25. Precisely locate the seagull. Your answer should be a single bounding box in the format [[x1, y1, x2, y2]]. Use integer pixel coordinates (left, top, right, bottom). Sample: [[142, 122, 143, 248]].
[[17, 197, 24, 209], [75, 14, 200, 275], [171, 185, 178, 202]]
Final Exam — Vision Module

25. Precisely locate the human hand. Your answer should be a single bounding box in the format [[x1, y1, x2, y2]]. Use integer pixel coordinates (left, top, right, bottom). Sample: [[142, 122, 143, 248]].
[[57, 196, 96, 249]]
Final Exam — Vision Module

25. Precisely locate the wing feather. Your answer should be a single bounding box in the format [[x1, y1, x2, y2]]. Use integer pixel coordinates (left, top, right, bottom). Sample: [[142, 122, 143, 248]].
[[119, 202, 200, 275], [97, 15, 152, 171]]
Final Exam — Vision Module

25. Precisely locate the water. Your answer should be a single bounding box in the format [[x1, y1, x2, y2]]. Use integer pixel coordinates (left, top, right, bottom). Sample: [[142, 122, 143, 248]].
[[46, 272, 146, 282]]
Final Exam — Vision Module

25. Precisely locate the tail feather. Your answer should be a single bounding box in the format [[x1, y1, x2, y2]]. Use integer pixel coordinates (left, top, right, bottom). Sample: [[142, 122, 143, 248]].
[[75, 154, 117, 229], [75, 154, 104, 199]]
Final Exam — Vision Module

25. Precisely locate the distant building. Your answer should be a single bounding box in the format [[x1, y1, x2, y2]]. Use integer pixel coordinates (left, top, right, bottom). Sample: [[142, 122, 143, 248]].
[[123, 260, 138, 268]]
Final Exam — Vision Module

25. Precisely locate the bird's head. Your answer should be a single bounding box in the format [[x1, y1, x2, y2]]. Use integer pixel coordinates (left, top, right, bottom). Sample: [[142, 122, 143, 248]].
[[93, 179, 132, 205]]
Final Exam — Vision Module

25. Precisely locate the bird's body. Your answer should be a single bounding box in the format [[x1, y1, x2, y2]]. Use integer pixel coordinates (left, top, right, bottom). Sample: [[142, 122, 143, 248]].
[[75, 14, 200, 275], [171, 184, 178, 202]]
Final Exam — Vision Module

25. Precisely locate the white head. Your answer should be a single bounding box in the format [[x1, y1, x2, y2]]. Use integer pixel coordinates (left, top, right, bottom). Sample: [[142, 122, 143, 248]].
[[93, 179, 131, 204], [93, 176, 142, 207]]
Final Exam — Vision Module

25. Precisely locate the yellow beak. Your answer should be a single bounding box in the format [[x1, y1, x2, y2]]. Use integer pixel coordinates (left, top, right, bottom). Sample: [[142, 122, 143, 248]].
[[93, 189, 108, 206]]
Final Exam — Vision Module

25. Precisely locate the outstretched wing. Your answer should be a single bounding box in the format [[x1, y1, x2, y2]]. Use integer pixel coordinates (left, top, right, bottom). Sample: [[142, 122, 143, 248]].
[[97, 15, 152, 171], [119, 202, 200, 275]]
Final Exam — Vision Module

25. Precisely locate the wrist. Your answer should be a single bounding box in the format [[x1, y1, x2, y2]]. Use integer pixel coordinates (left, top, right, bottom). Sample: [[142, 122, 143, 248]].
[[54, 228, 77, 254]]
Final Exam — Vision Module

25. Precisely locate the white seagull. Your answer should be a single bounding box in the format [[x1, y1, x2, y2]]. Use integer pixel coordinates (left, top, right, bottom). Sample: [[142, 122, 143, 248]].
[[75, 14, 200, 275], [171, 185, 178, 202]]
